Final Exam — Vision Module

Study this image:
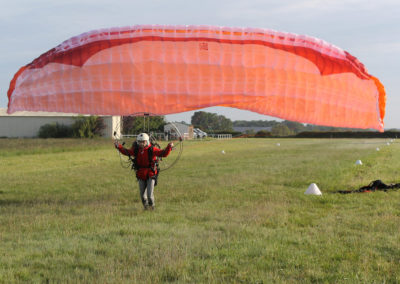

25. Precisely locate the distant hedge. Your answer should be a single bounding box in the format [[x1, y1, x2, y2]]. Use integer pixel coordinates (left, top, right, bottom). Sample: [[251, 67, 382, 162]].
[[295, 131, 400, 138], [254, 130, 272, 138], [38, 123, 73, 138], [233, 131, 399, 139], [38, 116, 106, 138]]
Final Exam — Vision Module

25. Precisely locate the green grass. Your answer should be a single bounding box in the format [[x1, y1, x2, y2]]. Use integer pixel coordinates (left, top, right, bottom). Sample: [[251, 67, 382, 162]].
[[0, 138, 399, 283]]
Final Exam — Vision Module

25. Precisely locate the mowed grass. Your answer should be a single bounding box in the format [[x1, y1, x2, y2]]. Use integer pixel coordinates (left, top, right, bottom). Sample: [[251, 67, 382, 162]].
[[0, 138, 399, 283]]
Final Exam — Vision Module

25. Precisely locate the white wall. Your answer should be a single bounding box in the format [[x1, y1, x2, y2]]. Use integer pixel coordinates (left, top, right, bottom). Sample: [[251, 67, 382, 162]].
[[0, 114, 119, 138], [107, 116, 121, 139], [0, 116, 75, 138]]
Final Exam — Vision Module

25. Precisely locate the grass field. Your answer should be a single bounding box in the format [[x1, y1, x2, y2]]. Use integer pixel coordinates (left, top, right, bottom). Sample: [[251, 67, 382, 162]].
[[0, 138, 399, 283]]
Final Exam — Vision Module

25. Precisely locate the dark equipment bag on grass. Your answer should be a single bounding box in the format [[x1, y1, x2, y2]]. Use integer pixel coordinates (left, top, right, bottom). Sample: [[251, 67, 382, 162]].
[[338, 180, 400, 194]]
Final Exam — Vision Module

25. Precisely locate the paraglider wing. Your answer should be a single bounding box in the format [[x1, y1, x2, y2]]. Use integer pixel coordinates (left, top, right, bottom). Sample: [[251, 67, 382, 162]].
[[7, 25, 386, 131]]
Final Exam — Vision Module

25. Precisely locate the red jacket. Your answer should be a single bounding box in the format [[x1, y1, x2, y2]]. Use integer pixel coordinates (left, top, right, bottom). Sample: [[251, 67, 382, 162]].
[[117, 143, 172, 180]]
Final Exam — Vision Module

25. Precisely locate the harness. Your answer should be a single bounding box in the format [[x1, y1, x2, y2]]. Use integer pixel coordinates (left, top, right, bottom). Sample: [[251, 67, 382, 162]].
[[338, 180, 400, 194], [130, 142, 160, 185]]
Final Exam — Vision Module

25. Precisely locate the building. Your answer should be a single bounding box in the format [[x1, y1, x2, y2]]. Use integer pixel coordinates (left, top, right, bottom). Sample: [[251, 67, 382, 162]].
[[164, 122, 194, 139], [0, 108, 120, 138]]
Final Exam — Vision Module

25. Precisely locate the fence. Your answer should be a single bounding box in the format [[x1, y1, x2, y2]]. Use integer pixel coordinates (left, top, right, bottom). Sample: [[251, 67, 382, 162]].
[[122, 132, 191, 140], [209, 134, 232, 139]]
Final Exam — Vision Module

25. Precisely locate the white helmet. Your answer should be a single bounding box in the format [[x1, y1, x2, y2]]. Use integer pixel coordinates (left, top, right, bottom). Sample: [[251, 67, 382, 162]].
[[137, 133, 150, 143]]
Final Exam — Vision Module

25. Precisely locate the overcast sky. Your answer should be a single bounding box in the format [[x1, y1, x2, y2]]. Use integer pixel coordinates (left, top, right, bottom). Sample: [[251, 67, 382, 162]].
[[1, 0, 399, 128]]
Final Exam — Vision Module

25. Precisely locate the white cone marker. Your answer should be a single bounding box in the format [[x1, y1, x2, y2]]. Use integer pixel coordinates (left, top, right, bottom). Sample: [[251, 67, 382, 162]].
[[305, 183, 322, 195]]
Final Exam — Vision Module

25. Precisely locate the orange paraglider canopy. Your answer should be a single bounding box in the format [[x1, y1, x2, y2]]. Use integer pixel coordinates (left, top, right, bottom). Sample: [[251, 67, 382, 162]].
[[7, 25, 385, 131]]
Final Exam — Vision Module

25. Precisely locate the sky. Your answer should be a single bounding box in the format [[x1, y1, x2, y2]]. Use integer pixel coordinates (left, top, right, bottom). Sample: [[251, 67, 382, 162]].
[[1, 0, 399, 129]]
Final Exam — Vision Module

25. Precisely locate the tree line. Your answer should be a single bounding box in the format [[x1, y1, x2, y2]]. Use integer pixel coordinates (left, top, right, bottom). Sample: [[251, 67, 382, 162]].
[[37, 111, 399, 138], [190, 111, 373, 135], [191, 111, 400, 137]]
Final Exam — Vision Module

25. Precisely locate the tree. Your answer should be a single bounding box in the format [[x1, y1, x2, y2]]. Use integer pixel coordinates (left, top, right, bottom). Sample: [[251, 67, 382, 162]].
[[122, 115, 166, 134], [191, 111, 211, 130], [282, 120, 306, 134], [72, 116, 99, 138], [217, 115, 233, 132], [271, 124, 293, 136], [191, 111, 233, 132]]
